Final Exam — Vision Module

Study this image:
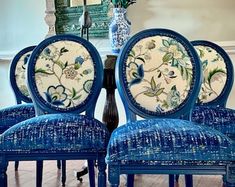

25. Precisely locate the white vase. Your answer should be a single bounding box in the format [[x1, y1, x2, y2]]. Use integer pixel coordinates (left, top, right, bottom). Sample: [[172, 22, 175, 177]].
[[109, 8, 131, 54]]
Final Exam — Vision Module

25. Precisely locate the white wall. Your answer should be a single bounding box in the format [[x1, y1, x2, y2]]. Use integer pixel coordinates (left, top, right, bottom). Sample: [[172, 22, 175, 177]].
[[0, 0, 47, 58], [0, 0, 235, 56], [128, 0, 235, 41]]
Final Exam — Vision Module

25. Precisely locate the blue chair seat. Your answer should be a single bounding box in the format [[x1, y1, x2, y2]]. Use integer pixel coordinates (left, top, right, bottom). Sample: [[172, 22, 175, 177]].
[[192, 106, 235, 139], [0, 113, 109, 153], [106, 118, 234, 163], [0, 103, 35, 133]]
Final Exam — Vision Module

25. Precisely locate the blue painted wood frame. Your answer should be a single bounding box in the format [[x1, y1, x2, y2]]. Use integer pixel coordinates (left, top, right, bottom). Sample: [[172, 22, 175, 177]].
[[9, 46, 36, 104]]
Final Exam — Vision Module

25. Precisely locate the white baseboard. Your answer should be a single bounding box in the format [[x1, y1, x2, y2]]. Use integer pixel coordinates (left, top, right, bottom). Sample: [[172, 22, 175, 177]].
[[0, 50, 18, 60], [216, 41, 235, 55]]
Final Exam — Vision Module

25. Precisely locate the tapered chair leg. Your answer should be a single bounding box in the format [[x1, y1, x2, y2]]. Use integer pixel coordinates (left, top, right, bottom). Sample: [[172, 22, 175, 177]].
[[169, 175, 175, 187], [185, 174, 193, 187], [57, 160, 61, 170], [0, 157, 8, 187], [98, 157, 107, 187], [88, 160, 95, 187], [15, 161, 19, 171], [175, 174, 179, 183], [61, 160, 66, 186], [127, 174, 134, 187], [223, 175, 235, 187], [108, 165, 120, 187], [36, 160, 43, 187]]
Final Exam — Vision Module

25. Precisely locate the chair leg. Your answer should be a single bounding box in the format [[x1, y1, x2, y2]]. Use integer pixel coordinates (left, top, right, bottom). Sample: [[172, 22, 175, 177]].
[[88, 160, 95, 187], [0, 156, 8, 187], [61, 160, 66, 186], [98, 157, 107, 187], [57, 160, 61, 170], [185, 174, 193, 187], [15, 161, 19, 171], [175, 174, 179, 183], [223, 174, 235, 187], [36, 160, 43, 187], [169, 175, 175, 187], [127, 174, 134, 187], [108, 165, 120, 187]]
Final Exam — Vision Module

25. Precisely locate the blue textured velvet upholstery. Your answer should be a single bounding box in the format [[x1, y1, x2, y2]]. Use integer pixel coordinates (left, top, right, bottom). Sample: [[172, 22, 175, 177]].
[[0, 104, 35, 134], [192, 106, 235, 139], [0, 113, 109, 153], [106, 118, 233, 163]]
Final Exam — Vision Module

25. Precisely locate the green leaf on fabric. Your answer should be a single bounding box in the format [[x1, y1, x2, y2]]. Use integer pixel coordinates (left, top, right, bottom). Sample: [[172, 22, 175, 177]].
[[163, 53, 173, 63], [72, 88, 77, 98], [35, 68, 53, 75], [162, 39, 170, 47], [150, 77, 156, 90]]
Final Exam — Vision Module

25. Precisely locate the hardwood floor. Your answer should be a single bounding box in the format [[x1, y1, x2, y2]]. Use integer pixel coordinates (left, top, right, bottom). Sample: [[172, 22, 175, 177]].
[[7, 160, 223, 187]]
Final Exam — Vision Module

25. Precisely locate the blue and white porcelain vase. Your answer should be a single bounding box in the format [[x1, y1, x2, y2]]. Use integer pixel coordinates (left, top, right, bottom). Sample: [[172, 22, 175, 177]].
[[109, 8, 131, 54]]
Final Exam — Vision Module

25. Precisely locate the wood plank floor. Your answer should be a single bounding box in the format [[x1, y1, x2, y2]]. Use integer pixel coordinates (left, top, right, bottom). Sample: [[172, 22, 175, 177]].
[[6, 160, 223, 187]]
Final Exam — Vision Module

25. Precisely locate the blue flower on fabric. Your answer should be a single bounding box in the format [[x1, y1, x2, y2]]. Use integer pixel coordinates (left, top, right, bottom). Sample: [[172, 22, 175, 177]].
[[74, 56, 84, 69], [166, 85, 181, 108], [83, 80, 93, 93], [75, 56, 84, 65], [156, 104, 164, 113], [127, 63, 144, 87], [44, 48, 51, 56], [44, 85, 67, 106], [41, 46, 58, 60]]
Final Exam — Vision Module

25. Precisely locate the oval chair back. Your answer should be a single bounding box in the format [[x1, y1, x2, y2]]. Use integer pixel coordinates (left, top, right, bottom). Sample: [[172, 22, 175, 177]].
[[116, 28, 202, 121], [9, 46, 36, 104], [191, 40, 234, 107], [27, 34, 103, 117]]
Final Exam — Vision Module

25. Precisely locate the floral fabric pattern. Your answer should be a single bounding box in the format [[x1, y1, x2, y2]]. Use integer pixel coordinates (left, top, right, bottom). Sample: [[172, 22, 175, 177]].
[[125, 36, 193, 112], [15, 52, 32, 98], [195, 45, 227, 104], [35, 41, 95, 108]]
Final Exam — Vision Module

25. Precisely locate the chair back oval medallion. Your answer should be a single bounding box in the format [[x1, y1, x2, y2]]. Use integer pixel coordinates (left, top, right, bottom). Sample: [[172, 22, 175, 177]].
[[117, 29, 201, 118], [192, 40, 234, 106], [28, 35, 103, 113]]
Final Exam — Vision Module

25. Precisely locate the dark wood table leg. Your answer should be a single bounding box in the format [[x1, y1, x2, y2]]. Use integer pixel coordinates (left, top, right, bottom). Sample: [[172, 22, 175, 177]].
[[102, 55, 119, 132], [75, 55, 119, 181]]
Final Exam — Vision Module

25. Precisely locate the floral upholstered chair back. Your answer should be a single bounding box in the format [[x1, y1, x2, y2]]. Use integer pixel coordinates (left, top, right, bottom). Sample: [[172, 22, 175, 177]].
[[192, 41, 234, 107], [9, 46, 36, 104], [27, 34, 103, 115], [116, 29, 201, 120]]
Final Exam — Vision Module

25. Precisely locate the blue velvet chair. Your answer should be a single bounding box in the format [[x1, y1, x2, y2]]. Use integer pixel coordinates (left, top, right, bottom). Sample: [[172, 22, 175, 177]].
[[174, 40, 235, 186], [7, 45, 65, 184], [0, 34, 110, 187], [1, 46, 36, 134], [190, 41, 235, 186], [1, 46, 36, 171], [105, 29, 235, 187], [191, 40, 234, 139]]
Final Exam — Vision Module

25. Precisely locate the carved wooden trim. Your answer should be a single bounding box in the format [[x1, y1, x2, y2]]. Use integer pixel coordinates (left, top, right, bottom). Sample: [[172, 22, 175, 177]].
[[45, 0, 56, 38]]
